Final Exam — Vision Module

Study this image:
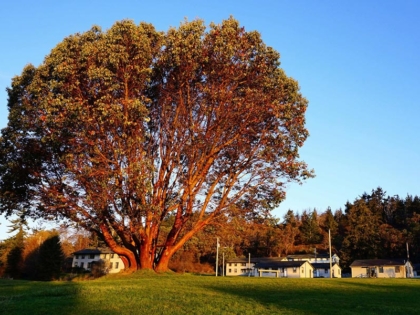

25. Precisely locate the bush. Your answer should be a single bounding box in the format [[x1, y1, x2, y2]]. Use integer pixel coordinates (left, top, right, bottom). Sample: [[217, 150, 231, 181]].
[[90, 260, 107, 278]]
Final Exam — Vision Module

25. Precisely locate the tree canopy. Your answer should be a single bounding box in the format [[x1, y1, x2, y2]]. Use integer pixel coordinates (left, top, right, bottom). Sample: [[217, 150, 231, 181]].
[[0, 18, 312, 272]]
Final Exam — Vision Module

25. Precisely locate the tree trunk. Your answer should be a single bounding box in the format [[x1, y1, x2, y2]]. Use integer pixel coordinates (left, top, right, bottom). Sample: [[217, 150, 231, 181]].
[[154, 248, 173, 272], [154, 219, 211, 272], [100, 223, 138, 272], [139, 241, 154, 269]]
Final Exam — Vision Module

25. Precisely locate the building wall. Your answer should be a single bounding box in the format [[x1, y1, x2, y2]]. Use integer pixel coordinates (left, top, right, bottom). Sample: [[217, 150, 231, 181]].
[[72, 252, 124, 274], [351, 266, 368, 278], [351, 265, 406, 278], [313, 268, 328, 278], [300, 262, 313, 278], [332, 264, 342, 278], [225, 262, 255, 276], [257, 269, 284, 278], [286, 266, 302, 278], [377, 266, 405, 278], [257, 263, 313, 278], [314, 264, 342, 278]]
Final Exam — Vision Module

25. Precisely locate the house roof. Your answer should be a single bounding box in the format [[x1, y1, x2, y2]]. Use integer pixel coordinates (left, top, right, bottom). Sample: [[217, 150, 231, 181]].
[[73, 247, 115, 255], [311, 262, 340, 269], [286, 253, 334, 260], [226, 257, 284, 264], [256, 260, 312, 269], [350, 259, 407, 267]]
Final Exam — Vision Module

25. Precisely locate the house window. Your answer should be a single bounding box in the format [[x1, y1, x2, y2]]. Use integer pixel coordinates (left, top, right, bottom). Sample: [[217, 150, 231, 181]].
[[293, 267, 297, 273], [301, 268, 304, 273], [338, 269, 341, 275], [115, 262, 119, 269], [242, 263, 246, 266], [110, 254, 114, 258], [75, 255, 79, 259], [89, 254, 95, 259], [110, 262, 113, 269], [74, 262, 78, 267], [234, 269, 237, 273], [229, 263, 232, 266], [80, 262, 84, 268], [103, 254, 107, 259], [81, 255, 85, 259], [234, 263, 237, 266], [395, 266, 401, 273], [325, 268, 328, 273], [228, 269, 232, 273], [88, 262, 92, 269], [379, 267, 384, 273]]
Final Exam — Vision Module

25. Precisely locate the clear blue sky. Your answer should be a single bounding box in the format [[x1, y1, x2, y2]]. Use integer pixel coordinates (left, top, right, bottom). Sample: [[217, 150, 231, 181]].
[[1, 0, 419, 239]]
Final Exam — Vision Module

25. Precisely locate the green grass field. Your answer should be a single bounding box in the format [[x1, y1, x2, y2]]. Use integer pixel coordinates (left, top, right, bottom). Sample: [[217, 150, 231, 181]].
[[1, 272, 419, 314]]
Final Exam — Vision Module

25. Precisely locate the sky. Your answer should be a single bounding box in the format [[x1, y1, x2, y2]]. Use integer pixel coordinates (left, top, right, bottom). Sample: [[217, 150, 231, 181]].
[[1, 0, 419, 239]]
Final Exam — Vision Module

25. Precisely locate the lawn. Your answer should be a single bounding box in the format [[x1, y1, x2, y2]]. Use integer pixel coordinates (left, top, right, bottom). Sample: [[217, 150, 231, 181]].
[[1, 272, 419, 314]]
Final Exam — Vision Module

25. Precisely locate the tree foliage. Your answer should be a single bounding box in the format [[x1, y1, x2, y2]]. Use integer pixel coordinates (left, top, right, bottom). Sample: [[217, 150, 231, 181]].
[[0, 18, 311, 272], [35, 234, 64, 280]]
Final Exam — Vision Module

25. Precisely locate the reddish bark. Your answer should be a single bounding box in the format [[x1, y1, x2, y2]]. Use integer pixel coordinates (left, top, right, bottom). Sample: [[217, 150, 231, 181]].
[[0, 18, 311, 273]]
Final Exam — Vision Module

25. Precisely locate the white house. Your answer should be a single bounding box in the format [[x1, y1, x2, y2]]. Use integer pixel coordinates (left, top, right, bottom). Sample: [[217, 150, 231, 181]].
[[285, 253, 340, 264], [225, 257, 259, 276], [72, 248, 125, 274], [285, 253, 341, 278], [255, 260, 314, 278], [350, 259, 413, 278], [311, 262, 342, 278]]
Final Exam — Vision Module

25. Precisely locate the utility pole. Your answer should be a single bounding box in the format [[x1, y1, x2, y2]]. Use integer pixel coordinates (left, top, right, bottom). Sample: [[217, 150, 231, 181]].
[[222, 251, 225, 277], [248, 253, 251, 277], [407, 242, 410, 261], [216, 237, 220, 277], [329, 229, 332, 279]]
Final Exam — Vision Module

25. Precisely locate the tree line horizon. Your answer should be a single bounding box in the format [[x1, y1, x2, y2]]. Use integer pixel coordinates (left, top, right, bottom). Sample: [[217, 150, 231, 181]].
[[1, 186, 418, 277]]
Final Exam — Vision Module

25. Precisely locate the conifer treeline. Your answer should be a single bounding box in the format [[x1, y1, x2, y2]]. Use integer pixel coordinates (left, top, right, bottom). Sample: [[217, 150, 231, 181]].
[[172, 187, 420, 272], [1, 187, 419, 276]]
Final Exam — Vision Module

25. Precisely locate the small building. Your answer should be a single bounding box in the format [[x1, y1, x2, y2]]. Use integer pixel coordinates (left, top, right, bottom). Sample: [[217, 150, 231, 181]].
[[225, 257, 262, 276], [350, 259, 413, 278], [286, 253, 340, 265], [312, 262, 342, 278], [255, 260, 314, 278], [72, 248, 125, 274]]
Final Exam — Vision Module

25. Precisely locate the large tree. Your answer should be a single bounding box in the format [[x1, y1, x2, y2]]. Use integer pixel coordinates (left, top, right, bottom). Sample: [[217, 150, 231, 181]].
[[0, 18, 312, 272]]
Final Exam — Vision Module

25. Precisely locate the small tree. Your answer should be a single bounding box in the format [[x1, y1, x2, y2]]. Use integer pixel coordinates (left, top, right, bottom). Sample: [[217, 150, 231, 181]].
[[5, 226, 25, 279], [35, 235, 64, 280]]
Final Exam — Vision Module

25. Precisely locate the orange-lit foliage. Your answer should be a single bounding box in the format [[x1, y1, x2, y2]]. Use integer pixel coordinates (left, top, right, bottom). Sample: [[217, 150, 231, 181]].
[[0, 18, 311, 272]]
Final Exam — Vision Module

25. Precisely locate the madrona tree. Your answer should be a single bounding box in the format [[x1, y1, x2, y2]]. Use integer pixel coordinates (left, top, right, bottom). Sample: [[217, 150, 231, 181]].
[[0, 18, 312, 272]]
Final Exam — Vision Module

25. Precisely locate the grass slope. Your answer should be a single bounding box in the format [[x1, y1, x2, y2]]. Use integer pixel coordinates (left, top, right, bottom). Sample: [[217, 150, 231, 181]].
[[1, 272, 419, 314]]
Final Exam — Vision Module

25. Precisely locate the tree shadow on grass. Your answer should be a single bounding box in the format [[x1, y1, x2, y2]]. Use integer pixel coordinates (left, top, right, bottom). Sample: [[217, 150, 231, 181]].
[[0, 279, 82, 315], [205, 278, 420, 315]]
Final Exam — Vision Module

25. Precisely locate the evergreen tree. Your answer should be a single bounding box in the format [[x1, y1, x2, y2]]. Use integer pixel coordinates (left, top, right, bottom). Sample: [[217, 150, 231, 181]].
[[300, 210, 322, 245], [340, 199, 382, 268], [35, 235, 64, 280], [5, 227, 25, 278]]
